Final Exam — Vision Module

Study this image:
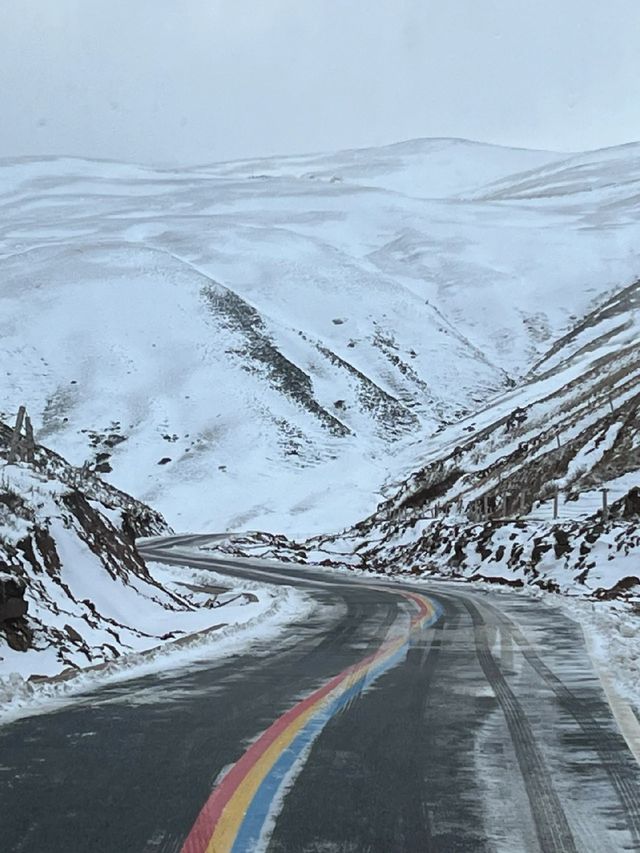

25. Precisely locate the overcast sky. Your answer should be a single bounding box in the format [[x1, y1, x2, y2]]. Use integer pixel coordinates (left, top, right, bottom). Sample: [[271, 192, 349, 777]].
[[1, 0, 640, 165]]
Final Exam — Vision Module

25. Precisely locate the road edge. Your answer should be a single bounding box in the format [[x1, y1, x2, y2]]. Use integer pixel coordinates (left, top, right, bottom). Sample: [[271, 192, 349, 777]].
[[580, 623, 640, 767]]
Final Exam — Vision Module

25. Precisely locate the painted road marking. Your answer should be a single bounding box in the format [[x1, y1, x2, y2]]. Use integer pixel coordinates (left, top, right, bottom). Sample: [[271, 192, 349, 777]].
[[181, 591, 442, 853]]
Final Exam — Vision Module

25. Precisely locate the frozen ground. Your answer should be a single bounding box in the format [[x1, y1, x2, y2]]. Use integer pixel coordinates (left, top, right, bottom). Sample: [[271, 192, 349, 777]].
[[1, 138, 639, 537]]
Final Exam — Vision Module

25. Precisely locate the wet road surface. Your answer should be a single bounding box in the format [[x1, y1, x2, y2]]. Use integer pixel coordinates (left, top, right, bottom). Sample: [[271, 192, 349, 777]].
[[1, 538, 640, 852]]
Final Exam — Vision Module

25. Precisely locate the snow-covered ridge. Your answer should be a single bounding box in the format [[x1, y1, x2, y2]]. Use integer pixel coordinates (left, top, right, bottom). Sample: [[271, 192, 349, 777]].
[[0, 422, 282, 687], [0, 138, 638, 536], [0, 419, 174, 675], [205, 270, 640, 600], [471, 141, 640, 203]]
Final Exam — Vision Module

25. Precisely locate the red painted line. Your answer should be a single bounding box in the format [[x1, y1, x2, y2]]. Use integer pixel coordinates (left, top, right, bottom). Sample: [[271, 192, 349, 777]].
[[183, 649, 388, 851], [404, 592, 431, 625], [181, 590, 434, 853]]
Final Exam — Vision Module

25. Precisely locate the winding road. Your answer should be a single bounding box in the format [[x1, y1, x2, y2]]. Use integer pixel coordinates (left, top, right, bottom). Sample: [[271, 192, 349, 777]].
[[2, 536, 640, 852]]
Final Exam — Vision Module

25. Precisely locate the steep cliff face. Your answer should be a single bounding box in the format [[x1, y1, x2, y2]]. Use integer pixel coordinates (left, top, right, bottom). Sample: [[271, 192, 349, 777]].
[[0, 419, 192, 679]]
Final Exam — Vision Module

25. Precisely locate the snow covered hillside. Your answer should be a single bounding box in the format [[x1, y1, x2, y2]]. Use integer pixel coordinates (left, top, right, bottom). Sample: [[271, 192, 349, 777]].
[[0, 418, 311, 720], [0, 418, 278, 686], [207, 265, 640, 598], [0, 417, 176, 671], [0, 138, 639, 536]]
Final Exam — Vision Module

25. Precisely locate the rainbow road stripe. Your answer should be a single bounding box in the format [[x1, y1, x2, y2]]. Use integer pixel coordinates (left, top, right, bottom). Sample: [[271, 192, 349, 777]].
[[181, 590, 441, 853]]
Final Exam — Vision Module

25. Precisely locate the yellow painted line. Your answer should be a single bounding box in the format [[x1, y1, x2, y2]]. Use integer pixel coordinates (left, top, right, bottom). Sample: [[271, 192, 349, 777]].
[[183, 592, 438, 853], [207, 696, 324, 851]]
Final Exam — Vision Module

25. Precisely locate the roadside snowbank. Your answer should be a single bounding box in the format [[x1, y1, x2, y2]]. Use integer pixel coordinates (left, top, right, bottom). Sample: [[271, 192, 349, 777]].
[[0, 561, 313, 726], [558, 596, 640, 720]]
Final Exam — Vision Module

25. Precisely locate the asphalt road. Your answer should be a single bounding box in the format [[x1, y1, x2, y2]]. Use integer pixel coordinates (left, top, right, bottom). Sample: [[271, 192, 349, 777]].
[[2, 537, 640, 852]]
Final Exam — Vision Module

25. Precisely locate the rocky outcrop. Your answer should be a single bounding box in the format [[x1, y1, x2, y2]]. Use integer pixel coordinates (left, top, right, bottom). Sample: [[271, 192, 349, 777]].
[[622, 487, 640, 519], [0, 574, 31, 651], [0, 417, 178, 673], [0, 575, 27, 622]]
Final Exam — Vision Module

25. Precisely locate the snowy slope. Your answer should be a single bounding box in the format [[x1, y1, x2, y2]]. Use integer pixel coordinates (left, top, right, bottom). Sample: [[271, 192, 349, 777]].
[[0, 419, 181, 676], [0, 422, 285, 687], [0, 138, 639, 536], [206, 271, 640, 599], [371, 278, 640, 520], [199, 137, 562, 198], [302, 278, 640, 598]]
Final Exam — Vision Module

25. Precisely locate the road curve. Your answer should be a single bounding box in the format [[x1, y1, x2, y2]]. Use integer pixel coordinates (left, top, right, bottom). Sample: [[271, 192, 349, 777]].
[[1, 537, 639, 853]]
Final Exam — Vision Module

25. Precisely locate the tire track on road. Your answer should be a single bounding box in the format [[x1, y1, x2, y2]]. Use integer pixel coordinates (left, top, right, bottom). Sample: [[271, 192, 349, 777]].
[[481, 600, 640, 848], [462, 598, 578, 853]]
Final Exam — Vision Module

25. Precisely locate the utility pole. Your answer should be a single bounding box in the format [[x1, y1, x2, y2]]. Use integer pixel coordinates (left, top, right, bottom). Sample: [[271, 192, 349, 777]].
[[553, 492, 559, 520], [601, 488, 610, 523]]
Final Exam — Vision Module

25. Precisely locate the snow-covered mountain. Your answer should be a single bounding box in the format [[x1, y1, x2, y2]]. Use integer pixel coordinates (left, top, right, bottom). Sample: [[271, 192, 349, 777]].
[[0, 417, 177, 678], [0, 421, 306, 694], [212, 267, 640, 597], [0, 138, 639, 536]]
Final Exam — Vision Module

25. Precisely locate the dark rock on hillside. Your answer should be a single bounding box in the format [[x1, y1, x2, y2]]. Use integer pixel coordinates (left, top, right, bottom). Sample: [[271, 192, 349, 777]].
[[0, 576, 27, 622], [623, 487, 640, 519], [202, 285, 351, 437], [0, 574, 31, 651], [0, 415, 174, 669]]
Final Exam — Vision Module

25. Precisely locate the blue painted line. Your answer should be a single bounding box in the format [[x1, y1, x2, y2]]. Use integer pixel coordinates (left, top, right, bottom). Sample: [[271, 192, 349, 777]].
[[231, 598, 442, 853]]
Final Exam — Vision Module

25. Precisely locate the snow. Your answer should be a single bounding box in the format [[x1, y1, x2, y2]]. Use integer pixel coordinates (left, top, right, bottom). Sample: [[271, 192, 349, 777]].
[[0, 558, 313, 725], [2, 135, 639, 739], [551, 595, 640, 753], [1, 138, 639, 538], [204, 138, 563, 198], [532, 471, 640, 521]]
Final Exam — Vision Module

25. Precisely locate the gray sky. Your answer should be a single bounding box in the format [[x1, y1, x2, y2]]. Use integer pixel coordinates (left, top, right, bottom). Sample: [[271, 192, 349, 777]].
[[1, 0, 640, 165]]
